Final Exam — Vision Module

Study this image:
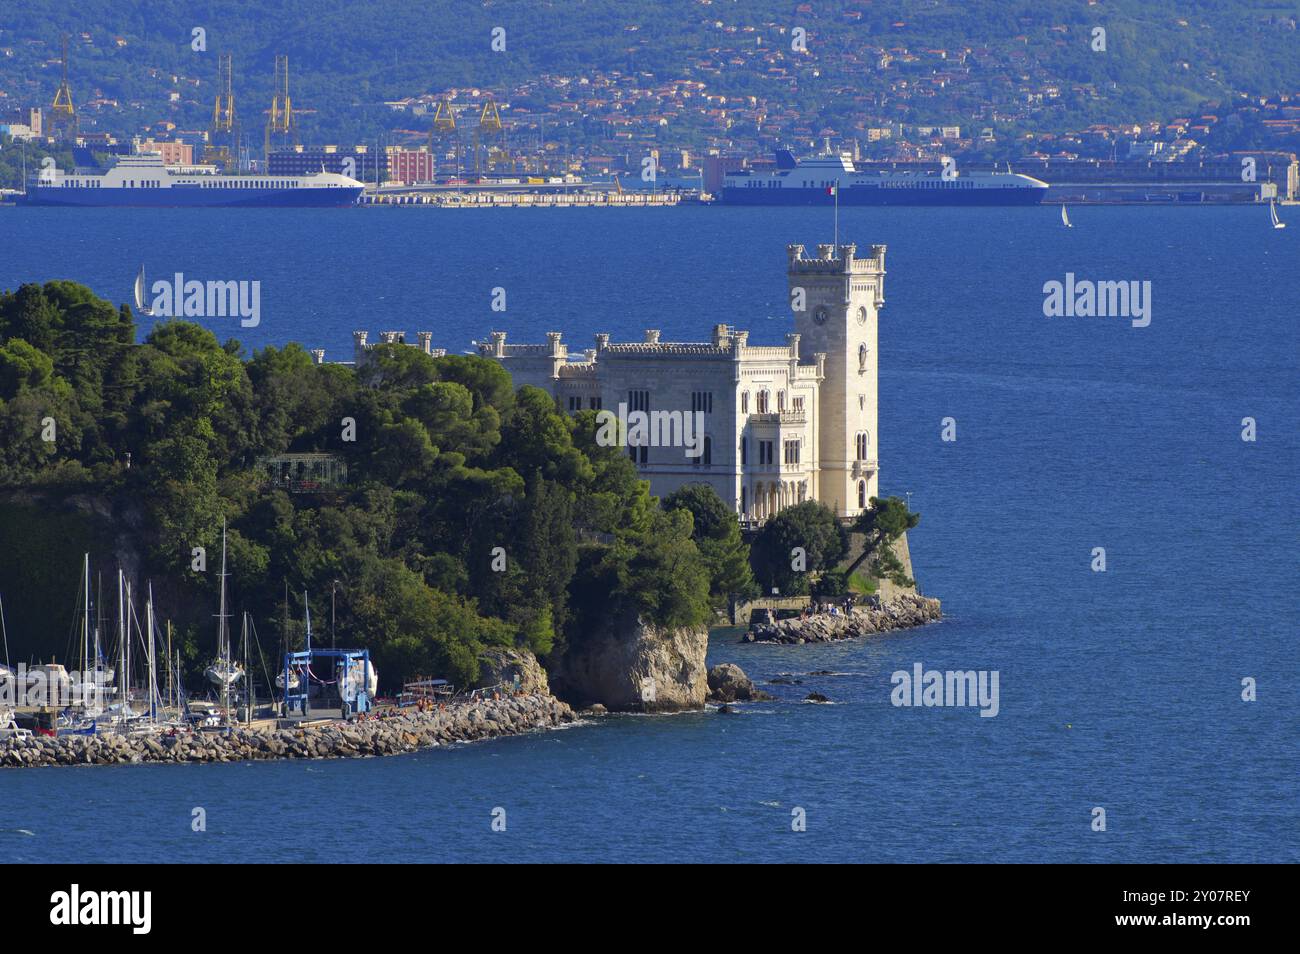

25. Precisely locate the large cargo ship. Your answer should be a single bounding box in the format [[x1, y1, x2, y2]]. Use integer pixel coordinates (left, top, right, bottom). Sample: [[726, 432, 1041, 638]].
[[20, 153, 365, 208], [722, 151, 1049, 206]]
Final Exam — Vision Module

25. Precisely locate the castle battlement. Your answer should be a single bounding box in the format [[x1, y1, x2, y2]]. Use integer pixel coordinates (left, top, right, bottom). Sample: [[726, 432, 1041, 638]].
[[787, 242, 886, 277], [326, 329, 444, 366], [603, 342, 732, 357]]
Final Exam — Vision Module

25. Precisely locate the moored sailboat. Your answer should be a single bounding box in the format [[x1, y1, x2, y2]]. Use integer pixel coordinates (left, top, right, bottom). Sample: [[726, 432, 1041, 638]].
[[204, 520, 245, 696]]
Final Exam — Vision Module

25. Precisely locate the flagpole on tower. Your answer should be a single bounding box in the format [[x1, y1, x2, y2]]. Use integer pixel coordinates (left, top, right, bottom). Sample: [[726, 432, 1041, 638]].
[[828, 184, 838, 247]]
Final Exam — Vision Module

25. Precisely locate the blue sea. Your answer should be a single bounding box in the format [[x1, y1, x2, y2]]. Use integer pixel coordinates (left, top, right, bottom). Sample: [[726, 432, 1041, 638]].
[[1, 203, 1295, 863]]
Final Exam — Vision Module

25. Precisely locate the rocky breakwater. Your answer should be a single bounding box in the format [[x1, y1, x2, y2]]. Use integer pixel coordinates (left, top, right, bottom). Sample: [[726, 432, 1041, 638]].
[[742, 594, 942, 645], [0, 694, 575, 769]]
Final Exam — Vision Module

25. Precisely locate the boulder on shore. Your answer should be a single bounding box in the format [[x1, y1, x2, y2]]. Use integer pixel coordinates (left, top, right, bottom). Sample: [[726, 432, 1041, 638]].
[[476, 647, 550, 695], [707, 663, 774, 703]]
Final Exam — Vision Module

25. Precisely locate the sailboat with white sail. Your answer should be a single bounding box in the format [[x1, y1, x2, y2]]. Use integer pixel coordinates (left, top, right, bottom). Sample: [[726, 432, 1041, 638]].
[[1270, 199, 1286, 230], [1061, 204, 1072, 228], [133, 265, 154, 316], [204, 521, 244, 722]]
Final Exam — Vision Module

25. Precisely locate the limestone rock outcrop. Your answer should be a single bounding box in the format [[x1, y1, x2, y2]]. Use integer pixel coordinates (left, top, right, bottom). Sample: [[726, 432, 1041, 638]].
[[477, 647, 550, 695], [550, 612, 708, 712]]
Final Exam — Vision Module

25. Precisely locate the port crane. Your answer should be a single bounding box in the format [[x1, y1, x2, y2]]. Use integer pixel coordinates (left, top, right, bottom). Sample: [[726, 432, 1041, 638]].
[[204, 53, 238, 171], [264, 54, 296, 158], [49, 34, 78, 139]]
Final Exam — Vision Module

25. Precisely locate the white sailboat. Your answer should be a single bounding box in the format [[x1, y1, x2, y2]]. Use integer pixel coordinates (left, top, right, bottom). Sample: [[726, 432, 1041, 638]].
[[133, 265, 154, 316], [1061, 203, 1072, 228], [1270, 199, 1286, 230], [204, 520, 245, 694]]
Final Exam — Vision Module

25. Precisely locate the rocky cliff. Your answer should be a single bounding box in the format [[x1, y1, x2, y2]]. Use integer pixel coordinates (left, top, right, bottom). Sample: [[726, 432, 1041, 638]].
[[549, 612, 709, 712]]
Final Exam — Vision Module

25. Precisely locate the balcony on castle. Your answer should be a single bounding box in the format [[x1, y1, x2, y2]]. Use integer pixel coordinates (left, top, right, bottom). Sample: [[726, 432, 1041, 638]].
[[748, 411, 807, 426]]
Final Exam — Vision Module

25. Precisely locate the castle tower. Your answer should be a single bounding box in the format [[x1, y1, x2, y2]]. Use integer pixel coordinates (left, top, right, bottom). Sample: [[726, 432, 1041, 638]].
[[787, 241, 886, 517]]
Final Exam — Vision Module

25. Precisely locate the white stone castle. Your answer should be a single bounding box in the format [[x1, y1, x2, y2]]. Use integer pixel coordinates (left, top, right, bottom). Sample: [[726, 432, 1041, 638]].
[[330, 242, 885, 522]]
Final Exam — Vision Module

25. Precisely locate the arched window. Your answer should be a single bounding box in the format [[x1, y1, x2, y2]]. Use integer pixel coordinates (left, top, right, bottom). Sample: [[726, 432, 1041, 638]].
[[777, 390, 786, 412], [858, 480, 867, 509], [741, 391, 749, 414], [756, 390, 769, 414], [856, 432, 869, 460], [859, 343, 869, 372]]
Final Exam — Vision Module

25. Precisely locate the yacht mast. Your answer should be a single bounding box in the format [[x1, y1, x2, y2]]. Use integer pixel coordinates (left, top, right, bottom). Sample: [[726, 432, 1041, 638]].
[[146, 582, 158, 723], [218, 518, 230, 723], [123, 579, 133, 724], [116, 570, 125, 726], [242, 611, 251, 726], [82, 553, 90, 682]]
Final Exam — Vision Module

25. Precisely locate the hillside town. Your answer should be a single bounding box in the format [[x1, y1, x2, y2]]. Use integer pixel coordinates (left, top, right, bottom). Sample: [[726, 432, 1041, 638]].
[[2, 16, 1297, 200]]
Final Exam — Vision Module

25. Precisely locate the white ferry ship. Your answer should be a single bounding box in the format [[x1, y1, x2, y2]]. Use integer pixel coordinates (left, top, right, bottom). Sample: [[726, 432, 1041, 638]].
[[21, 153, 365, 207], [723, 151, 1049, 206]]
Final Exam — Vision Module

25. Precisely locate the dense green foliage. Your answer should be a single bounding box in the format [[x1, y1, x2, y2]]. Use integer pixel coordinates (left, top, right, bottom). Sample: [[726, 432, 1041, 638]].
[[0, 281, 732, 689], [749, 499, 847, 597], [662, 483, 758, 607]]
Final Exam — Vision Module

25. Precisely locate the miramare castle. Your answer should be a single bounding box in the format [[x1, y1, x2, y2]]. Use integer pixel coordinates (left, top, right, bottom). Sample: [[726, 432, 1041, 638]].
[[335, 242, 886, 522]]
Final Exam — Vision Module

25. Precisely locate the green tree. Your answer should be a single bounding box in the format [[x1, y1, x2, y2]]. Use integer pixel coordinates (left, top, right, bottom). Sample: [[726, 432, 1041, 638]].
[[662, 483, 758, 605], [750, 500, 847, 596], [853, 496, 920, 587]]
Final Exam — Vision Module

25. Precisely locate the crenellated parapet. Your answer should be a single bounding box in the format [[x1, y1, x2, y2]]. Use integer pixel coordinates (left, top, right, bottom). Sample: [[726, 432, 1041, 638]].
[[344, 329, 443, 365], [787, 241, 886, 280]]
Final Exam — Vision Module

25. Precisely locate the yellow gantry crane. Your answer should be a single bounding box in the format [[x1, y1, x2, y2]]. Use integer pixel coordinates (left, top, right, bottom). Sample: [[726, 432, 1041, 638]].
[[429, 98, 461, 174], [473, 98, 505, 174], [49, 34, 78, 138], [204, 53, 238, 170], [264, 54, 295, 158]]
